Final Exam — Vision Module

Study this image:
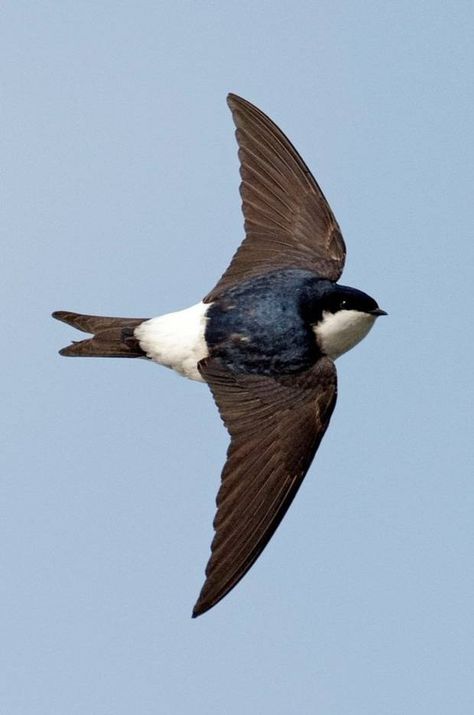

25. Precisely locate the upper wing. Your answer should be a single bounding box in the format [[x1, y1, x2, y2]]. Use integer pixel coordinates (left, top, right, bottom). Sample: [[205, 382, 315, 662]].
[[204, 94, 346, 302], [193, 356, 337, 617]]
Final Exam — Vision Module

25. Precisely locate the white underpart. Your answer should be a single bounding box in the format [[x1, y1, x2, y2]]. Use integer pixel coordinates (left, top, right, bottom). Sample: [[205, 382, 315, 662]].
[[313, 309, 377, 360], [134, 301, 210, 382]]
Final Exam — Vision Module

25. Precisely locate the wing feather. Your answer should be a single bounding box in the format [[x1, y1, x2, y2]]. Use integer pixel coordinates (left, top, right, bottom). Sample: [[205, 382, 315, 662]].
[[193, 357, 337, 617], [204, 94, 346, 302]]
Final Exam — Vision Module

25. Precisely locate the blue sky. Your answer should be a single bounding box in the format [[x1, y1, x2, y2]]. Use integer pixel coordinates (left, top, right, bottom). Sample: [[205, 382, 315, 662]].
[[2, 2, 473, 713]]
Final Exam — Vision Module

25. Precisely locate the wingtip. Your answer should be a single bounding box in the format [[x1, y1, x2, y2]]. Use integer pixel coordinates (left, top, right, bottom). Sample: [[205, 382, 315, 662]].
[[227, 92, 246, 110], [192, 594, 215, 619], [191, 601, 205, 619]]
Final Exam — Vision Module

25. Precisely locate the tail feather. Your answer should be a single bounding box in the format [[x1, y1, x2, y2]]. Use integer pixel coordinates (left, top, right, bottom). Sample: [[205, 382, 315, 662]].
[[52, 310, 149, 358]]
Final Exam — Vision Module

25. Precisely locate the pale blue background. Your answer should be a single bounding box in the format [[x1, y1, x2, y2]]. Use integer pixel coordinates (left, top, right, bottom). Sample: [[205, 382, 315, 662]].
[[2, 2, 473, 713]]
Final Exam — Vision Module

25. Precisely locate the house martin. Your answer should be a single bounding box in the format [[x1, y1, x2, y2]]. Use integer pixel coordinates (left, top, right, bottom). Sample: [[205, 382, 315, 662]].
[[53, 94, 386, 617]]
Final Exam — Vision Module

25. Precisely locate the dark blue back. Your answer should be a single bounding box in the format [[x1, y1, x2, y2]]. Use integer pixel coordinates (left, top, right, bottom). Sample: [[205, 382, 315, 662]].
[[205, 269, 332, 375]]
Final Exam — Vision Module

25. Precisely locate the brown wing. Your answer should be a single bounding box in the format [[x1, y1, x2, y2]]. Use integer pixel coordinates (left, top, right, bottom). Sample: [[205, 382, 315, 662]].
[[193, 356, 337, 617], [204, 94, 346, 302]]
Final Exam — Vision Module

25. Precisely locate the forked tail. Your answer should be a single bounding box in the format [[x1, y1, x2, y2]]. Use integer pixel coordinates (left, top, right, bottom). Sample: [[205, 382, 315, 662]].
[[52, 311, 149, 358]]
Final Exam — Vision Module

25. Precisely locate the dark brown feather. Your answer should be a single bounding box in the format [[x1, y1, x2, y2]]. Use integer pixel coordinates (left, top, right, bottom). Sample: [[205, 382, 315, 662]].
[[52, 311, 147, 358], [193, 356, 337, 617], [204, 94, 346, 302]]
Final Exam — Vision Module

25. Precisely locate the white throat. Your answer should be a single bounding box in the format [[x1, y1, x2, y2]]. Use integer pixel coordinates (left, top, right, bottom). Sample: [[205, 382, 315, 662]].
[[313, 309, 377, 360]]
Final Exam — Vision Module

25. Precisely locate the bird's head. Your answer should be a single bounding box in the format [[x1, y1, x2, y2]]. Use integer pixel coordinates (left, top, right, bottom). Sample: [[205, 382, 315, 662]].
[[305, 282, 387, 360]]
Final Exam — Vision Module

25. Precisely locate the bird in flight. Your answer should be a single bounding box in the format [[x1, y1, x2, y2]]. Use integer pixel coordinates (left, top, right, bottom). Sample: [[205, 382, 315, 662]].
[[53, 93, 386, 617]]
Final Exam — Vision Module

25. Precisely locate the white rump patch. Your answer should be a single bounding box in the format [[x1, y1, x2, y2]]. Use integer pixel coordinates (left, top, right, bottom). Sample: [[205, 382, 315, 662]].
[[135, 301, 210, 382], [313, 309, 376, 360]]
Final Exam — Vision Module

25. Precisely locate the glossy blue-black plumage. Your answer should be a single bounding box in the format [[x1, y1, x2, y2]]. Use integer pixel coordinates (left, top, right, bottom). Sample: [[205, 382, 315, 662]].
[[205, 268, 381, 376], [205, 269, 332, 375]]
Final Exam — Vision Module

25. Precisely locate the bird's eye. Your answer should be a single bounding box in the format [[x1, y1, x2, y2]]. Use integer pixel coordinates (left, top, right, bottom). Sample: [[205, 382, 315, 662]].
[[340, 300, 347, 309]]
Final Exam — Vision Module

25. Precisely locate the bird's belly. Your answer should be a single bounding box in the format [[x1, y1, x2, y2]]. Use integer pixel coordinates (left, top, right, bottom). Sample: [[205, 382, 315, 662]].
[[134, 302, 209, 381]]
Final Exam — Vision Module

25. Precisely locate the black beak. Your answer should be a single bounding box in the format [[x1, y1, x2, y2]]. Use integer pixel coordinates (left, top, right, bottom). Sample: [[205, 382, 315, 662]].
[[370, 308, 388, 316]]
